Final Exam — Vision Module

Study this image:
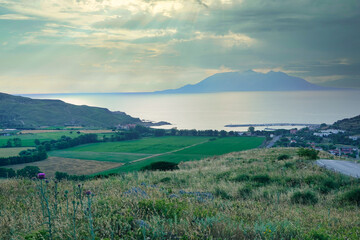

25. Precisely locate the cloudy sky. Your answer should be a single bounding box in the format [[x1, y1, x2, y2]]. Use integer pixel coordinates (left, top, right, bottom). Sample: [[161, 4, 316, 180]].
[[0, 0, 359, 93]]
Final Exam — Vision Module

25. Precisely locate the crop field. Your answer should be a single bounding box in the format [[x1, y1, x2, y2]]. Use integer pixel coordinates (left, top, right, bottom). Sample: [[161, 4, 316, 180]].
[[65, 136, 210, 154], [0, 147, 34, 157], [48, 151, 152, 163], [101, 137, 265, 173], [0, 130, 113, 147], [49, 136, 264, 174]]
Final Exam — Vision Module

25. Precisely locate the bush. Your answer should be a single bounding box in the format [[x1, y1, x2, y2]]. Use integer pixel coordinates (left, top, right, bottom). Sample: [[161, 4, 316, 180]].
[[237, 185, 253, 199], [17, 166, 40, 178], [291, 190, 318, 205], [277, 154, 290, 160], [0, 168, 16, 178], [55, 171, 69, 181], [284, 162, 294, 169], [252, 174, 271, 184], [297, 148, 319, 160], [318, 178, 339, 194], [232, 174, 250, 182], [340, 188, 360, 205], [214, 187, 232, 199], [141, 161, 179, 171]]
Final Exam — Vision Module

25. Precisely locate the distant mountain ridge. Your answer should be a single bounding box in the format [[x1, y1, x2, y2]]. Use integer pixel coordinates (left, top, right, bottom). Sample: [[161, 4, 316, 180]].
[[157, 70, 332, 93], [0, 92, 141, 128]]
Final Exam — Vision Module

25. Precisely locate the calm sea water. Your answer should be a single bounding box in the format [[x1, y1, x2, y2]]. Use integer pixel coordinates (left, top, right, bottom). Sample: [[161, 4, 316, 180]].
[[23, 91, 360, 131]]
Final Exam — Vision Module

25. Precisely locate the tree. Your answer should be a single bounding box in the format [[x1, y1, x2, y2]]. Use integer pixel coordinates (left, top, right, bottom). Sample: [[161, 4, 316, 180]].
[[220, 130, 227, 137], [248, 126, 255, 133], [154, 129, 166, 137], [6, 139, 12, 148], [34, 139, 40, 145]]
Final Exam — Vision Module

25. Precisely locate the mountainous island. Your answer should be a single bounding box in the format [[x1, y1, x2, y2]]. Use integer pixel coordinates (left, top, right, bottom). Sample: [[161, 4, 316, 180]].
[[0, 92, 143, 128], [158, 70, 332, 94]]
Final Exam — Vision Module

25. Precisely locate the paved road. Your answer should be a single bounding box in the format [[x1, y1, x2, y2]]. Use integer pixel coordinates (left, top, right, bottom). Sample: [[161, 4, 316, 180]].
[[316, 159, 360, 178], [266, 135, 281, 148]]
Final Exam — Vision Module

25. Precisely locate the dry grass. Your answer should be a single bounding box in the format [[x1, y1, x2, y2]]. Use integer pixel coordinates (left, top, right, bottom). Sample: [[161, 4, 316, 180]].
[[6, 157, 123, 177]]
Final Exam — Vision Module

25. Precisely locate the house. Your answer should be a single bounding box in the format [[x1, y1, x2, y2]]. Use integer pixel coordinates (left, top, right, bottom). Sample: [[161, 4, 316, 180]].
[[313, 129, 345, 137], [340, 147, 353, 154], [349, 136, 359, 141], [290, 129, 298, 134], [329, 149, 340, 156]]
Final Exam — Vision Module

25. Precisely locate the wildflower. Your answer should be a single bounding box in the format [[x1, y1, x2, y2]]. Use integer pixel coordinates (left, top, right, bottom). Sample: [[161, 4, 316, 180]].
[[37, 173, 45, 179], [86, 190, 92, 196]]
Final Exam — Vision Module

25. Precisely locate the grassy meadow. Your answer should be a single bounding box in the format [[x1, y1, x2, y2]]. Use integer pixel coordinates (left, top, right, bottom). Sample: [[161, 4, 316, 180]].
[[1, 148, 360, 239]]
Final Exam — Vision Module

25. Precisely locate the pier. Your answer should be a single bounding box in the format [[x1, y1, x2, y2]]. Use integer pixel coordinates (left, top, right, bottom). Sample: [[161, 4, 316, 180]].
[[224, 123, 321, 128]]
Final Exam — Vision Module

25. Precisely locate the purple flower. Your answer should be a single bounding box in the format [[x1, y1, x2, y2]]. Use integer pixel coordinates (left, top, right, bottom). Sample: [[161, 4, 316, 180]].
[[86, 190, 92, 196], [37, 173, 45, 179]]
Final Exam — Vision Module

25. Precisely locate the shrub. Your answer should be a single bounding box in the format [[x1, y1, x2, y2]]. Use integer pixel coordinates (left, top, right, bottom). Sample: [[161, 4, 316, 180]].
[[159, 177, 171, 183], [340, 188, 360, 205], [232, 174, 250, 182], [55, 171, 69, 181], [291, 191, 318, 205], [277, 154, 290, 160], [141, 161, 179, 171], [252, 174, 271, 184], [0, 168, 16, 178], [318, 178, 339, 194], [297, 148, 319, 160], [237, 185, 253, 199], [17, 166, 40, 178], [214, 187, 232, 199]]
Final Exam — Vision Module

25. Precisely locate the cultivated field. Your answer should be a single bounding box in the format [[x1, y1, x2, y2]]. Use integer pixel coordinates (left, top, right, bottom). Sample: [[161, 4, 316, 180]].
[[0, 147, 34, 157], [50, 136, 265, 174], [6, 156, 123, 177]]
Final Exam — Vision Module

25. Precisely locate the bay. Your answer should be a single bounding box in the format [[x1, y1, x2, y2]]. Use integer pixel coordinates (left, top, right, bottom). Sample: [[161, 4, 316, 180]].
[[23, 90, 360, 131]]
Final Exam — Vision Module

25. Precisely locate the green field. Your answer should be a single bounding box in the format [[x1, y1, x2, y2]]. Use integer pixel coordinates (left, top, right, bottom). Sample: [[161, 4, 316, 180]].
[[65, 136, 210, 154], [48, 151, 152, 163], [100, 137, 265, 174], [0, 147, 34, 158], [0, 131, 115, 147], [48, 136, 264, 174]]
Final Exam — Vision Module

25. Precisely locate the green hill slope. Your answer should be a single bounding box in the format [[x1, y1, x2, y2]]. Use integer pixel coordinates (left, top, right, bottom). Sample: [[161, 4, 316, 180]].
[[333, 114, 360, 133], [0, 92, 141, 128]]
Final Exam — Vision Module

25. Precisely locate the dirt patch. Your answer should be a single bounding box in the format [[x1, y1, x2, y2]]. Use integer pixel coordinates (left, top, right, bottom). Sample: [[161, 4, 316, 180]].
[[6, 157, 123, 177], [78, 130, 114, 134]]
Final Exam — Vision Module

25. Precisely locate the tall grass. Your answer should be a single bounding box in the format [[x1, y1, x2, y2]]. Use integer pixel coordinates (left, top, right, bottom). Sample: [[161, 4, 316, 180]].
[[0, 148, 360, 239]]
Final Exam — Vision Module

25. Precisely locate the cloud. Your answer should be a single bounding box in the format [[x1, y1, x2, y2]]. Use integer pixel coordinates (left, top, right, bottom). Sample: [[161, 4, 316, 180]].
[[0, 14, 33, 20]]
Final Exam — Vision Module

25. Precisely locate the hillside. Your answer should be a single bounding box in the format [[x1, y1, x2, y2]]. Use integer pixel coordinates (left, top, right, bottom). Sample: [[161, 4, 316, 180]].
[[158, 70, 330, 93], [0, 92, 141, 128], [333, 114, 360, 133], [318, 78, 360, 89], [1, 148, 359, 239]]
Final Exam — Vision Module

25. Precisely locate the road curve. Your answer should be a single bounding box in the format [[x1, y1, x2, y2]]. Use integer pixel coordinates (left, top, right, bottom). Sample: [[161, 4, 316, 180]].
[[316, 159, 360, 178]]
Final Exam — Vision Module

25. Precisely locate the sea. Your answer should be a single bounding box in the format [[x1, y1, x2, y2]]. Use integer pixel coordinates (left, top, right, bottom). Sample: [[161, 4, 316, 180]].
[[22, 90, 360, 131]]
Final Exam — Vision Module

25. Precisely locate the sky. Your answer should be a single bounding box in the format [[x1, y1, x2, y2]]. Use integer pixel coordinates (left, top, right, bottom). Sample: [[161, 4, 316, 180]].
[[0, 0, 359, 94]]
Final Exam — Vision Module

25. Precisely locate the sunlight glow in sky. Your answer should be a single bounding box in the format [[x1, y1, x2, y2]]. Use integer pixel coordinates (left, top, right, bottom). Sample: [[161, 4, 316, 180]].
[[0, 0, 359, 93]]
